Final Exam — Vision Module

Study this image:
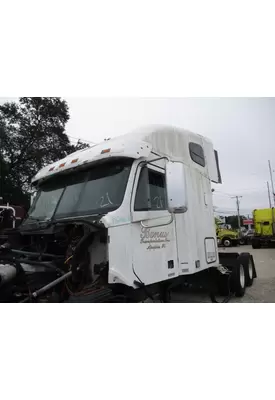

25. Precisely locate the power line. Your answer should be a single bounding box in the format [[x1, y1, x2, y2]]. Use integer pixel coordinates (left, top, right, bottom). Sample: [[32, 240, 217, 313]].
[[214, 208, 252, 213], [214, 210, 236, 214], [214, 207, 242, 211], [214, 211, 251, 217], [213, 187, 267, 198], [239, 187, 266, 192], [67, 134, 96, 144], [67, 134, 97, 145], [213, 191, 232, 197]]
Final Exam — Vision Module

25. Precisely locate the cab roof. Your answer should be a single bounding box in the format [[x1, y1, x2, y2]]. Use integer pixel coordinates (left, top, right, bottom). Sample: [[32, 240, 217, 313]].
[[32, 125, 221, 185]]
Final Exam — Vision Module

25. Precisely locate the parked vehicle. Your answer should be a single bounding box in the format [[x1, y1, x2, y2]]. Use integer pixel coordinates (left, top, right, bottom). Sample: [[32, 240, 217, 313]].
[[0, 125, 257, 302], [239, 229, 254, 245], [216, 224, 240, 247], [251, 208, 275, 248]]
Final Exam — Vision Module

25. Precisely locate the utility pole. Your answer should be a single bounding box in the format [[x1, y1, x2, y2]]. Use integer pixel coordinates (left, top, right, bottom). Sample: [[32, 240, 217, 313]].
[[268, 160, 275, 207], [236, 196, 242, 234], [267, 181, 272, 208], [232, 195, 242, 234]]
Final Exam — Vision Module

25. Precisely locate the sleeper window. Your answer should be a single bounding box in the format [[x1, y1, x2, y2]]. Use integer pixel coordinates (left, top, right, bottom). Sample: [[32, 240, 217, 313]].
[[134, 167, 167, 211], [189, 142, 205, 167]]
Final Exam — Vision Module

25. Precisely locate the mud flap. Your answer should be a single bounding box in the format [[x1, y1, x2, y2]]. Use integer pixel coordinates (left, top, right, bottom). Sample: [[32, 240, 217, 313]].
[[218, 252, 239, 296], [250, 254, 257, 279]]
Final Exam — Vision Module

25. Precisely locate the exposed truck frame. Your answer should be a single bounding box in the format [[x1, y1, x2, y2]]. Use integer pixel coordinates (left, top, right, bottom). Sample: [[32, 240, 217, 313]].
[[0, 204, 26, 245], [0, 205, 26, 229], [0, 206, 16, 229], [0, 125, 257, 302]]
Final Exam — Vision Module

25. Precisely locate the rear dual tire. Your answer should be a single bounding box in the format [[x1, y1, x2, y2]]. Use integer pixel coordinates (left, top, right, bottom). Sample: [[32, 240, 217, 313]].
[[217, 263, 246, 297], [244, 254, 255, 287], [218, 253, 255, 298], [234, 253, 254, 295], [232, 263, 246, 297]]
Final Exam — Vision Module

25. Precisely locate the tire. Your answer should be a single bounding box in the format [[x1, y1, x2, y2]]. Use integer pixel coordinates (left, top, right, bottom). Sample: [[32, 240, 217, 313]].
[[246, 257, 254, 287], [238, 253, 254, 287], [222, 237, 232, 247], [231, 263, 246, 297], [239, 238, 246, 245]]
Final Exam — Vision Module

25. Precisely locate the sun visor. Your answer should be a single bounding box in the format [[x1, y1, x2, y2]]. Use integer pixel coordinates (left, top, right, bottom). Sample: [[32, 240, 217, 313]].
[[32, 139, 152, 185]]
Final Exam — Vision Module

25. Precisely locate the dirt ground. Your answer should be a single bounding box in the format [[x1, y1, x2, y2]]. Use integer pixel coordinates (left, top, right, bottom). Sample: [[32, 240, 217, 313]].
[[170, 245, 275, 303]]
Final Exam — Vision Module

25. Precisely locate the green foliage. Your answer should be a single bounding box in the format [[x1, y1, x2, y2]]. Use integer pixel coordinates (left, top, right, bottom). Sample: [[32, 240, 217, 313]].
[[0, 97, 88, 207], [215, 217, 221, 225]]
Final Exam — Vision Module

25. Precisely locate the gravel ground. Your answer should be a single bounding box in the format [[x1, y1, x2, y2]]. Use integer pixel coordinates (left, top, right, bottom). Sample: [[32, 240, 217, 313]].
[[169, 245, 275, 303]]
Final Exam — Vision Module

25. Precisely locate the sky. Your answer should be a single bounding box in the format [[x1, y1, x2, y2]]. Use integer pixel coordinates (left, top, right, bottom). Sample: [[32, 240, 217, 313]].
[[1, 97, 275, 216], [65, 97, 275, 217]]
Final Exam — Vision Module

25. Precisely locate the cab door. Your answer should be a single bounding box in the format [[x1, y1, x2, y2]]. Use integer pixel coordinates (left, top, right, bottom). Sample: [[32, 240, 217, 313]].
[[130, 162, 178, 286]]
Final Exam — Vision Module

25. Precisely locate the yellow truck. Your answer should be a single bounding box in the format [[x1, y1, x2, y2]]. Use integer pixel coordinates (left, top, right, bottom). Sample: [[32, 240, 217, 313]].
[[215, 219, 240, 247], [251, 208, 275, 249]]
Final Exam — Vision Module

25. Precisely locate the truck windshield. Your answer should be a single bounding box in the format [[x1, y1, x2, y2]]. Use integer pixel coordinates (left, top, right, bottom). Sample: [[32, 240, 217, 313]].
[[26, 159, 133, 222]]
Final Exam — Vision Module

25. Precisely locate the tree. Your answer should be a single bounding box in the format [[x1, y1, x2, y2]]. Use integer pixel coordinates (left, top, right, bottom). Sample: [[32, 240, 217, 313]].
[[0, 97, 88, 207], [0, 155, 29, 205], [215, 217, 222, 225]]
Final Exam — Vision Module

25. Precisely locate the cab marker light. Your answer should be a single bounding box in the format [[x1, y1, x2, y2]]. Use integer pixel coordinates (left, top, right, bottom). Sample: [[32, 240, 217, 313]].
[[101, 148, 111, 154]]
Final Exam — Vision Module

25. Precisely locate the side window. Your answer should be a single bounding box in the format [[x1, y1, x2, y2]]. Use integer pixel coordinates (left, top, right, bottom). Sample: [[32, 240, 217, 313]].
[[134, 167, 167, 211], [189, 142, 205, 167]]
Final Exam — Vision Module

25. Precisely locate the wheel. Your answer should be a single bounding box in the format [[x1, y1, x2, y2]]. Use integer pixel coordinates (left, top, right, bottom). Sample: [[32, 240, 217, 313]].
[[246, 257, 254, 287], [239, 238, 246, 245], [231, 263, 246, 297], [222, 237, 232, 247], [238, 253, 254, 287]]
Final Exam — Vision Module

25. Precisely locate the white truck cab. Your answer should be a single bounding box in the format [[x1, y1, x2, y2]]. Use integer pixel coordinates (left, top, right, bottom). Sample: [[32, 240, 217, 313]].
[[10, 125, 255, 302]]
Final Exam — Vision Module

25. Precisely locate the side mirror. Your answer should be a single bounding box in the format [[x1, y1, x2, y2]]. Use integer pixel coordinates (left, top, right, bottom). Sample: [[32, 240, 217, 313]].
[[165, 161, 188, 214]]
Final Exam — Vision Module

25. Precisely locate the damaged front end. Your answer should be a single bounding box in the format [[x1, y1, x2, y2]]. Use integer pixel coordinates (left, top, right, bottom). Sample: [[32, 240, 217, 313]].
[[0, 158, 134, 303], [0, 217, 117, 303]]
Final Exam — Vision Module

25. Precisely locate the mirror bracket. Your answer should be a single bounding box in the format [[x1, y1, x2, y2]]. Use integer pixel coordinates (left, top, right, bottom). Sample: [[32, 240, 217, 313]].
[[140, 214, 174, 229], [140, 156, 169, 168]]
